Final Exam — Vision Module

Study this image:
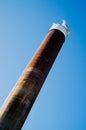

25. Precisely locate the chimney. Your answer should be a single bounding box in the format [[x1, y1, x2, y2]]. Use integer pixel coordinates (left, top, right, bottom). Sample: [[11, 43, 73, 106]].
[[0, 20, 69, 130]]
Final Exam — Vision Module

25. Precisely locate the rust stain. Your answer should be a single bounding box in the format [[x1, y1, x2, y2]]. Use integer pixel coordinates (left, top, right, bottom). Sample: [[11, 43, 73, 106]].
[[0, 29, 65, 130]]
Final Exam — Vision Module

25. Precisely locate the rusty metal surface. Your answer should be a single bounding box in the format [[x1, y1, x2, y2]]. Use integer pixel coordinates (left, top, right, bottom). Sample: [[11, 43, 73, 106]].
[[0, 29, 65, 130]]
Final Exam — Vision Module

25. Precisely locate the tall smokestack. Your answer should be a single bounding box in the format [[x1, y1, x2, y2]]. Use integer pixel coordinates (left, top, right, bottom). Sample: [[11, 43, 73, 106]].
[[0, 20, 69, 130]]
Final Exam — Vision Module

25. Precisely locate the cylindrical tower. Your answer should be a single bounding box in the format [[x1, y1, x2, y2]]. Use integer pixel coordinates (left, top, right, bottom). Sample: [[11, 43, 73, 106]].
[[0, 20, 69, 130]]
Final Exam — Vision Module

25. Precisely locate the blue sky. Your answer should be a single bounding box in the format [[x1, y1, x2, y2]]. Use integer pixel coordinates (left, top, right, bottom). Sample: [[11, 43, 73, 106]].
[[0, 0, 86, 130]]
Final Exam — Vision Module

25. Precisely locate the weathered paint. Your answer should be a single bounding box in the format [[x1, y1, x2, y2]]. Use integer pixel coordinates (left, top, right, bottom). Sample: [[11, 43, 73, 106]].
[[0, 29, 65, 130]]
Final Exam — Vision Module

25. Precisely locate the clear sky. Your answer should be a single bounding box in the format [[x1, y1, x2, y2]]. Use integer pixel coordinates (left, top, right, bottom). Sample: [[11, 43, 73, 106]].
[[0, 0, 86, 130]]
